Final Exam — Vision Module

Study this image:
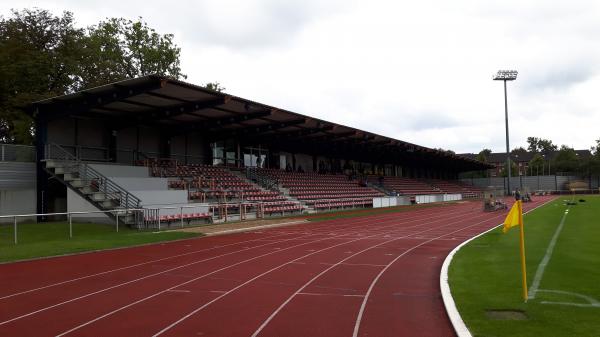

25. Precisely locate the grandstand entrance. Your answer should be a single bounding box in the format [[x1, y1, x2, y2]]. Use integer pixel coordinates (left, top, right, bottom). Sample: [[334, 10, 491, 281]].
[[243, 146, 268, 168]]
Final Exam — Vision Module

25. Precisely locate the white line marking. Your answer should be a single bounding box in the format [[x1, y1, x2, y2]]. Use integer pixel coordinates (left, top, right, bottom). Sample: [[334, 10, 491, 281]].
[[251, 211, 498, 337], [297, 292, 364, 298], [0, 232, 291, 301], [351, 210, 518, 337], [154, 210, 479, 337], [54, 206, 473, 336], [205, 220, 308, 236], [528, 205, 570, 300], [1, 207, 436, 302], [166, 290, 191, 293], [538, 289, 600, 307], [440, 197, 557, 337]]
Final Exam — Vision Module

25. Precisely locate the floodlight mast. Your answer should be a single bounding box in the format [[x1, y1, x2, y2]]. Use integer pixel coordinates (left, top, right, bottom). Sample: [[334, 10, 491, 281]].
[[493, 70, 518, 196]]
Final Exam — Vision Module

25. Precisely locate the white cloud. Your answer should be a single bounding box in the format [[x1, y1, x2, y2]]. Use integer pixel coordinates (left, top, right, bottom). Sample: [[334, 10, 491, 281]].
[[2, 0, 599, 153]]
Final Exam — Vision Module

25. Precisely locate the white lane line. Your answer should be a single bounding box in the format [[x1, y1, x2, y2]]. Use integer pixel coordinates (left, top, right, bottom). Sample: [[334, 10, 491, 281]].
[[149, 207, 479, 337], [204, 220, 308, 236], [0, 233, 327, 327], [159, 211, 481, 337], [0, 232, 292, 301], [297, 292, 364, 298], [352, 200, 551, 337], [55, 207, 470, 336], [353, 200, 557, 337], [166, 290, 191, 293], [528, 206, 570, 300], [1, 206, 435, 302], [440, 197, 557, 337], [250, 211, 497, 337]]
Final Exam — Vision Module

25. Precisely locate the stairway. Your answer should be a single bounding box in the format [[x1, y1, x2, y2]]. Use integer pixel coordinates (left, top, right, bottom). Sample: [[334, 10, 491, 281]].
[[44, 144, 143, 226], [368, 182, 395, 196]]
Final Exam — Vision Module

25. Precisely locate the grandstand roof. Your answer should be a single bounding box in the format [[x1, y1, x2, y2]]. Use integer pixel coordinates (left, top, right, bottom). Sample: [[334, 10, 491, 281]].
[[26, 75, 490, 171]]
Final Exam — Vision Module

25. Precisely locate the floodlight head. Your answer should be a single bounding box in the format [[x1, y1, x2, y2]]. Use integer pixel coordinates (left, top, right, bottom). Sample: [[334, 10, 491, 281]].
[[493, 70, 518, 81]]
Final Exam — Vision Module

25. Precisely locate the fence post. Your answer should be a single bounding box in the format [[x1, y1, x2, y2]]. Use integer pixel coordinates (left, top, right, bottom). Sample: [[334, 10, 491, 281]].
[[13, 216, 17, 244], [68, 213, 73, 238], [157, 208, 161, 231], [180, 207, 184, 228], [116, 212, 119, 233]]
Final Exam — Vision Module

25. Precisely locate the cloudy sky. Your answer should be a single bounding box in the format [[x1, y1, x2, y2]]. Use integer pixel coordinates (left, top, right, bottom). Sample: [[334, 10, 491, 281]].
[[2, 0, 599, 153]]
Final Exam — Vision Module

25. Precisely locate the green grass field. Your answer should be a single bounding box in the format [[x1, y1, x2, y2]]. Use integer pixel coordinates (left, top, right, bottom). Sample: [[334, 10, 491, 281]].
[[449, 195, 600, 337], [0, 222, 201, 263]]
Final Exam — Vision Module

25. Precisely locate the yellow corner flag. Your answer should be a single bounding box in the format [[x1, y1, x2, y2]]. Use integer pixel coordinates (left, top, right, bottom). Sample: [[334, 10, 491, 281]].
[[502, 200, 528, 301], [503, 200, 523, 233]]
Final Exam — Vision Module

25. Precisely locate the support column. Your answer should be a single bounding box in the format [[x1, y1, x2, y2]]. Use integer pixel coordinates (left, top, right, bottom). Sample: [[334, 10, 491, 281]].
[[35, 111, 48, 221]]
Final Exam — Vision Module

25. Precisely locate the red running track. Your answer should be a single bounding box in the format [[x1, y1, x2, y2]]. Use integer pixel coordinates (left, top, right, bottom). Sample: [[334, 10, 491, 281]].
[[0, 197, 553, 337]]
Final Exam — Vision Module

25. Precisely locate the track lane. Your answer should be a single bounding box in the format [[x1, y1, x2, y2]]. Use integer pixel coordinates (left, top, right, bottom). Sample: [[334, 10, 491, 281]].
[[126, 207, 488, 336], [0, 204, 457, 301], [56, 207, 478, 337], [1, 202, 478, 334]]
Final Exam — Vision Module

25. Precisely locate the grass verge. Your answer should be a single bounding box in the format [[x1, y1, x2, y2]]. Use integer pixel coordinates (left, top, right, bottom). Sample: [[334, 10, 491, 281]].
[[0, 222, 201, 263], [449, 195, 600, 337]]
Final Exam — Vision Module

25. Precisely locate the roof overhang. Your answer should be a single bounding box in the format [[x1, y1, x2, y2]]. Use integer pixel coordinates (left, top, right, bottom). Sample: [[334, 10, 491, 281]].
[[26, 75, 491, 171]]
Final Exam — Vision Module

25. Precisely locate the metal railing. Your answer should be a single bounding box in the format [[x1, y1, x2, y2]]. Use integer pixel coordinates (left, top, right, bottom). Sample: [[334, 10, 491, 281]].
[[0, 144, 36, 162], [0, 205, 211, 244], [45, 143, 141, 210], [246, 167, 279, 191]]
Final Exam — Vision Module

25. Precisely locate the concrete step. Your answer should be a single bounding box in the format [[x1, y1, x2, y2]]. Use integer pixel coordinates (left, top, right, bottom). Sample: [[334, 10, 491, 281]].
[[63, 172, 80, 181], [44, 160, 59, 168], [101, 199, 119, 208], [70, 178, 86, 188], [80, 186, 95, 194], [91, 192, 108, 201]]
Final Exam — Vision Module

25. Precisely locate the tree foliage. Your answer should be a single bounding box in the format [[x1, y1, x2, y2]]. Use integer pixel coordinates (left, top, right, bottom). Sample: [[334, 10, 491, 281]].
[[526, 136, 557, 155], [476, 148, 491, 162], [80, 18, 185, 89], [0, 9, 186, 144], [552, 145, 579, 173], [528, 153, 545, 174], [204, 82, 226, 92], [591, 138, 600, 157], [0, 9, 84, 143], [500, 161, 518, 177]]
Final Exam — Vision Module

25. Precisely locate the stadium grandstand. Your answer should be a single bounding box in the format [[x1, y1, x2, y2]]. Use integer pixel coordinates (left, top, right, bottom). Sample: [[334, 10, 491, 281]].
[[23, 75, 489, 227]]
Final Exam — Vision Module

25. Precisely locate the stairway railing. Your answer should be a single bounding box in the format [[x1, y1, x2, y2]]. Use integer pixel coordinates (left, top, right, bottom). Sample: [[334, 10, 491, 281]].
[[245, 167, 279, 191], [45, 143, 141, 210]]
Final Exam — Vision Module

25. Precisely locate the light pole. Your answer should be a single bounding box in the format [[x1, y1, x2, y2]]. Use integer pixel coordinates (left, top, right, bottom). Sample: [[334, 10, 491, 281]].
[[494, 70, 518, 195]]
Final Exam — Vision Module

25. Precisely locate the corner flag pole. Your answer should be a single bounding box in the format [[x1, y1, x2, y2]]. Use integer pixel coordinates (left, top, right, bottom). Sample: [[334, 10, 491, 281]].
[[518, 200, 528, 302], [503, 199, 528, 302]]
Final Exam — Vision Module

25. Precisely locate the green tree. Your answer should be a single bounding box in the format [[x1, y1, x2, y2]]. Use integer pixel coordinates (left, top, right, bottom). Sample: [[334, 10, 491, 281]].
[[80, 17, 185, 89], [591, 138, 600, 157], [552, 145, 580, 173], [529, 153, 544, 175], [511, 147, 527, 156], [0, 9, 187, 143], [0, 9, 85, 143], [500, 161, 518, 177], [476, 148, 492, 162], [526, 137, 557, 155], [204, 82, 226, 92]]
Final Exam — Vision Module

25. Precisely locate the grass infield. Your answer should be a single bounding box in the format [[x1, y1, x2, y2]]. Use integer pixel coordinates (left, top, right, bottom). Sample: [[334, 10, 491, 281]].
[[0, 222, 201, 263], [449, 195, 600, 337]]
